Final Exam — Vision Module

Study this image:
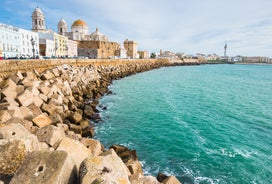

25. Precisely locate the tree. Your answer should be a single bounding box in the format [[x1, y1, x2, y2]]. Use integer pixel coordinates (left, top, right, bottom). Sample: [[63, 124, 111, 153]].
[[150, 52, 156, 59]]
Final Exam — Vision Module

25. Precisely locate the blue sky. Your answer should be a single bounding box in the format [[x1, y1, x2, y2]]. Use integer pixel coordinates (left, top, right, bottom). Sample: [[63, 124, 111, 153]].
[[1, 0, 272, 57]]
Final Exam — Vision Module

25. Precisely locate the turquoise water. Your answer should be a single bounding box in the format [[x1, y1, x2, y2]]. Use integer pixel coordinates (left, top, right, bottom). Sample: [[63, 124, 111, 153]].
[[95, 64, 272, 184]]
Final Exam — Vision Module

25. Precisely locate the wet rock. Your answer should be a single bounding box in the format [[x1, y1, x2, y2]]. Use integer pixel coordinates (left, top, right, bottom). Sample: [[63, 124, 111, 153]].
[[10, 151, 77, 184], [82, 127, 95, 138], [68, 111, 82, 124], [110, 144, 138, 163]]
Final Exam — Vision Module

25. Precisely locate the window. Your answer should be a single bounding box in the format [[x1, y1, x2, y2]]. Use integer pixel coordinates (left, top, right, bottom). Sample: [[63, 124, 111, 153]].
[[35, 19, 37, 25]]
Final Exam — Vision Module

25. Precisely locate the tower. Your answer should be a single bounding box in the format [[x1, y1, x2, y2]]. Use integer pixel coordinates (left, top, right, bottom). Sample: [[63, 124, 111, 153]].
[[31, 7, 46, 32], [224, 43, 227, 58], [58, 18, 67, 36]]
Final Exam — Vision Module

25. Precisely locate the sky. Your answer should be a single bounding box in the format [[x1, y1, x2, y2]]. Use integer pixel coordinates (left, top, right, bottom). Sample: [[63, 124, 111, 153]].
[[1, 0, 272, 57]]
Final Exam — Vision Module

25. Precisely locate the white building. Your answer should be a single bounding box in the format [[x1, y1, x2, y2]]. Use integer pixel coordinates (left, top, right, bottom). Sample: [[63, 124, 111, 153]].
[[67, 39, 78, 58], [39, 38, 54, 57], [0, 23, 20, 58], [19, 28, 39, 58]]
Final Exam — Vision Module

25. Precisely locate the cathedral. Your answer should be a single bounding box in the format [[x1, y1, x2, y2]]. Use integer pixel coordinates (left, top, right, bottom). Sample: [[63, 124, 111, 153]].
[[57, 18, 121, 59]]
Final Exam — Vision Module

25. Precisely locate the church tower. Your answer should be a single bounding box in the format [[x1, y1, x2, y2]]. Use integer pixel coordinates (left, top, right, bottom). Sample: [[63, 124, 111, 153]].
[[31, 7, 46, 32], [58, 18, 67, 36]]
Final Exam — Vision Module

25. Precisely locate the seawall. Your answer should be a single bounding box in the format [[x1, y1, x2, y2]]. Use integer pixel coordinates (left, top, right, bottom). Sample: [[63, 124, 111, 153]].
[[0, 59, 195, 183]]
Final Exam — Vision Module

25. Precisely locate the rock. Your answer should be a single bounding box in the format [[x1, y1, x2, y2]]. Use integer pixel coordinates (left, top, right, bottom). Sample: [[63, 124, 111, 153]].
[[41, 70, 55, 80], [131, 176, 161, 184], [16, 89, 33, 107], [0, 110, 12, 123], [0, 123, 31, 139], [50, 114, 63, 124], [16, 85, 25, 96], [127, 161, 143, 181], [157, 173, 169, 183], [26, 86, 40, 96], [56, 123, 69, 132], [79, 119, 90, 130], [79, 149, 131, 184], [32, 113, 52, 128], [57, 137, 92, 170], [9, 151, 77, 184], [36, 125, 65, 148], [41, 103, 63, 115], [110, 145, 138, 163], [33, 96, 44, 107], [0, 139, 26, 175], [27, 104, 42, 118], [68, 123, 82, 135], [80, 138, 103, 156], [0, 79, 17, 98], [39, 93, 48, 102], [38, 85, 51, 96], [82, 127, 95, 138], [91, 113, 102, 122], [68, 112, 82, 124], [162, 176, 181, 184]]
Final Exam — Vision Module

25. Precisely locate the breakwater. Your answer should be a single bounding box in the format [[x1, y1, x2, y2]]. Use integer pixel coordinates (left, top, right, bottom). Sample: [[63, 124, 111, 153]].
[[0, 59, 202, 183]]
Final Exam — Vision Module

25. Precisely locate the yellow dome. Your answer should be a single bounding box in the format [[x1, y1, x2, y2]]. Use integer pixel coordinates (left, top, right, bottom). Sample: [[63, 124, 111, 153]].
[[72, 19, 87, 27]]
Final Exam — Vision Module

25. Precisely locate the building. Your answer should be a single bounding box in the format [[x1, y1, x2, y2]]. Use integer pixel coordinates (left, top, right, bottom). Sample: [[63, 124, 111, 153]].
[[243, 56, 270, 63], [138, 50, 149, 59], [124, 39, 138, 59], [0, 40, 2, 59], [32, 7, 46, 32], [0, 23, 20, 58], [158, 50, 177, 59], [67, 39, 78, 58], [119, 44, 127, 59], [39, 38, 54, 57], [19, 28, 39, 58], [58, 18, 120, 58]]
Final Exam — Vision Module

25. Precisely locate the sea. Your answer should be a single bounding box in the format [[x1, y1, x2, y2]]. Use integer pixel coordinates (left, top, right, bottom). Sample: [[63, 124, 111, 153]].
[[94, 64, 272, 184]]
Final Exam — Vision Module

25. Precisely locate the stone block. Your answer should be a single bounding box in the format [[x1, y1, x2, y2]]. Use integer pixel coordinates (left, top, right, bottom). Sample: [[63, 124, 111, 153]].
[[50, 114, 63, 124], [26, 87, 40, 96], [0, 139, 26, 175], [0, 110, 12, 123], [49, 94, 63, 106], [68, 123, 82, 135], [56, 123, 69, 132], [33, 96, 44, 107], [82, 127, 95, 138], [0, 123, 31, 139], [16, 89, 33, 107], [8, 108, 24, 119], [41, 70, 55, 80], [79, 120, 90, 130], [52, 68, 60, 77], [57, 137, 92, 170], [32, 113, 52, 128], [162, 176, 181, 184], [79, 149, 130, 184], [36, 125, 65, 148], [39, 93, 48, 102], [38, 85, 51, 96], [80, 138, 103, 156], [10, 151, 77, 184], [68, 111, 82, 124], [127, 161, 143, 181], [27, 104, 42, 118], [8, 73, 21, 84], [0, 79, 17, 98], [41, 103, 57, 115], [16, 85, 25, 96]]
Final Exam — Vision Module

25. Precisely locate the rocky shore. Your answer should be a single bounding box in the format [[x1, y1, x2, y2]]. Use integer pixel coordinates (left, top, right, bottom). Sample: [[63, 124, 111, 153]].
[[0, 59, 201, 184]]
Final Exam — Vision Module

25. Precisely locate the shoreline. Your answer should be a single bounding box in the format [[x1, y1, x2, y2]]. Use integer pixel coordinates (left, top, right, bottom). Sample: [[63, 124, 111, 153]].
[[0, 59, 207, 183]]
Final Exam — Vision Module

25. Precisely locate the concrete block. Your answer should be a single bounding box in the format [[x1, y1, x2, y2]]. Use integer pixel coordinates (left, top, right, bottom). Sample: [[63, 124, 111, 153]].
[[36, 125, 65, 148], [0, 110, 12, 123], [0, 123, 31, 139], [39, 93, 48, 102], [10, 151, 77, 184], [26, 87, 40, 96], [32, 113, 52, 128], [33, 96, 44, 107], [16, 89, 33, 107], [38, 85, 51, 96], [41, 70, 55, 80], [80, 138, 103, 156], [79, 149, 130, 184], [50, 114, 63, 124], [57, 137, 92, 170], [16, 85, 25, 96], [27, 104, 42, 118]]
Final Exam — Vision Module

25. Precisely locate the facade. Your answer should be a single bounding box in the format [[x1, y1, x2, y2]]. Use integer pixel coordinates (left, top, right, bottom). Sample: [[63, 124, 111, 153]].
[[54, 33, 68, 57], [138, 50, 149, 59], [124, 39, 138, 59], [0, 23, 20, 58], [243, 56, 270, 63], [32, 7, 46, 32], [119, 44, 127, 59], [0, 40, 2, 59], [39, 38, 54, 57], [19, 28, 39, 58], [67, 39, 78, 57], [159, 50, 177, 59], [78, 41, 120, 59]]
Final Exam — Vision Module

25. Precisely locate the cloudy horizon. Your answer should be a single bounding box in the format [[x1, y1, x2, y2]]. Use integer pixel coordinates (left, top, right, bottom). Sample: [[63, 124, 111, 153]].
[[1, 0, 272, 57]]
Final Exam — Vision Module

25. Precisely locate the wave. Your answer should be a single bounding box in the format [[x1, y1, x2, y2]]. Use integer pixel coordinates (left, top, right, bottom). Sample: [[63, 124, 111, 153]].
[[206, 147, 258, 158]]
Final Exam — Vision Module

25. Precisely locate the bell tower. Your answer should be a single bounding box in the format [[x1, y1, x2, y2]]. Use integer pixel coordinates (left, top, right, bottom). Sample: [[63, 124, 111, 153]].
[[32, 7, 46, 32], [58, 18, 67, 36]]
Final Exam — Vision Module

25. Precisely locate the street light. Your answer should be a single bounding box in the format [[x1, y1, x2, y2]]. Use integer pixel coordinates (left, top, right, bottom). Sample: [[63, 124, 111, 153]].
[[55, 45, 58, 58], [30, 37, 35, 59]]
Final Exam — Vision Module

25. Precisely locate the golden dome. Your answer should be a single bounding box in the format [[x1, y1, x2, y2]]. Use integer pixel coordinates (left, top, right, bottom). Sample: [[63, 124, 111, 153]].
[[72, 19, 87, 27]]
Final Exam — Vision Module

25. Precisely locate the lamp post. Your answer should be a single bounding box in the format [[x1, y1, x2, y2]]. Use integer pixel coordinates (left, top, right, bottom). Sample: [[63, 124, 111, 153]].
[[55, 45, 58, 58], [30, 38, 35, 59]]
